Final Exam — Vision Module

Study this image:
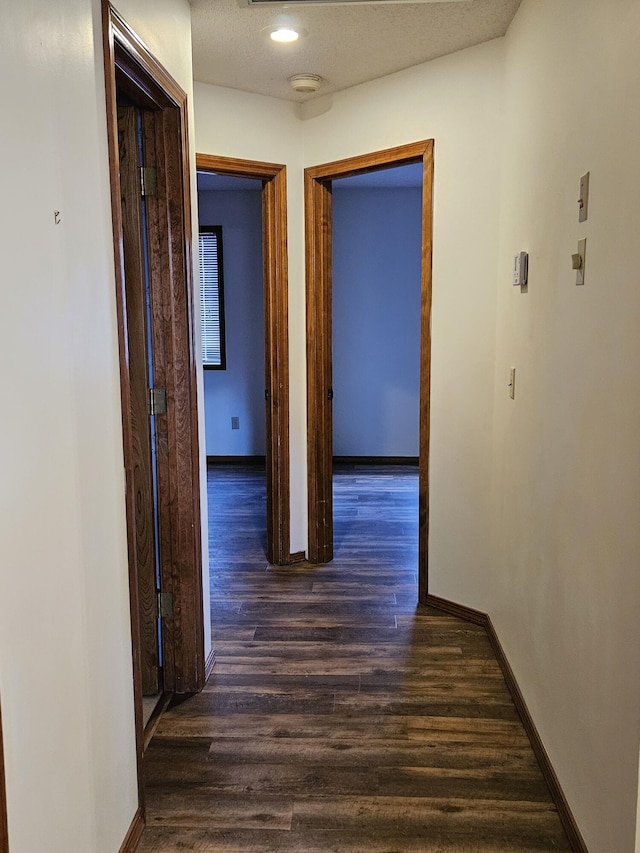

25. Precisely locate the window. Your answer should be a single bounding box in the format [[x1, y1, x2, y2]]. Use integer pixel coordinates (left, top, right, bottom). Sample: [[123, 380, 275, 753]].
[[198, 226, 226, 369]]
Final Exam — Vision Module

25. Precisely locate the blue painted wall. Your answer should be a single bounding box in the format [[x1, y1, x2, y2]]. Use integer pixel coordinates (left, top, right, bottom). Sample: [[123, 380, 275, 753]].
[[199, 182, 421, 457], [332, 185, 422, 456], [198, 189, 265, 455]]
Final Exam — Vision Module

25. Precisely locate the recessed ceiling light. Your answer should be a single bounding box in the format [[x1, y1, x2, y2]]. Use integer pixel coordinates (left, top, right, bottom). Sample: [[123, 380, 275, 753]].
[[270, 27, 300, 43]]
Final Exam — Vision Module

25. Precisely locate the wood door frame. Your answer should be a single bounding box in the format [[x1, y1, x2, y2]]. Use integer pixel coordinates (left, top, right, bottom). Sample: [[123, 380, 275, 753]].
[[196, 154, 292, 566], [305, 140, 434, 601], [102, 0, 205, 813], [0, 701, 8, 852]]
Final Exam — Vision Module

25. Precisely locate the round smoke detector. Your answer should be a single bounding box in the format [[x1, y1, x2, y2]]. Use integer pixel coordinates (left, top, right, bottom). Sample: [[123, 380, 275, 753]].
[[289, 73, 322, 94]]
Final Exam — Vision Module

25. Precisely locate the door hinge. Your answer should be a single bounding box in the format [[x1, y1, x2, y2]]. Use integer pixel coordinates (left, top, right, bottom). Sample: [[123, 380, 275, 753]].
[[149, 387, 167, 415], [157, 591, 173, 619], [140, 166, 157, 197]]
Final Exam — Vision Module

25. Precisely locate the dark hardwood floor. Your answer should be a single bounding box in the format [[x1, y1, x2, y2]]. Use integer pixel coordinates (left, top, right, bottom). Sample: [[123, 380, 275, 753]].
[[138, 462, 571, 852]]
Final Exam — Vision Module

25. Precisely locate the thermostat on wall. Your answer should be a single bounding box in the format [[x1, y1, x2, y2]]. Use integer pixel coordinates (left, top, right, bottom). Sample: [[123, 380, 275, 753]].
[[513, 251, 528, 286]]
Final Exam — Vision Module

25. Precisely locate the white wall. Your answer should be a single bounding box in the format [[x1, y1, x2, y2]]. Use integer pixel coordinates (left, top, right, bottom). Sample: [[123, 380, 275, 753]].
[[306, 10, 640, 846], [199, 189, 266, 456], [194, 6, 640, 846], [332, 186, 422, 456], [194, 83, 308, 553], [302, 40, 505, 603], [0, 0, 205, 850], [489, 1, 640, 849]]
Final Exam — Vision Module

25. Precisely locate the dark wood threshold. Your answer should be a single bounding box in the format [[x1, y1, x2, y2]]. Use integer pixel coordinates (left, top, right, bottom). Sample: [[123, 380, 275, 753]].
[[289, 551, 306, 564], [118, 806, 144, 853], [142, 693, 172, 752], [207, 455, 266, 466], [333, 456, 418, 466], [426, 594, 588, 853], [140, 651, 216, 753], [204, 647, 216, 682]]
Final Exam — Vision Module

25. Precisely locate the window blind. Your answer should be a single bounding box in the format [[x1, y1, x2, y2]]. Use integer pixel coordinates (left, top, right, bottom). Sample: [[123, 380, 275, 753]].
[[198, 227, 225, 368]]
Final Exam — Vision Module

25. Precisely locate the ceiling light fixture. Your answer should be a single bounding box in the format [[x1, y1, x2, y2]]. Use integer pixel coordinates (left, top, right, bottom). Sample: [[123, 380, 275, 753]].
[[270, 27, 300, 42]]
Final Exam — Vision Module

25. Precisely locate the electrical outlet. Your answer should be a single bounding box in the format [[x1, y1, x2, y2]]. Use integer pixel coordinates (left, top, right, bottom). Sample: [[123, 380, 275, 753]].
[[231, 417, 240, 430]]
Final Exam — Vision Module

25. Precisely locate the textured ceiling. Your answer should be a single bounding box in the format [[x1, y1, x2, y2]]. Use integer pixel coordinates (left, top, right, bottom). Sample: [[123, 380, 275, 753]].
[[191, 0, 522, 102]]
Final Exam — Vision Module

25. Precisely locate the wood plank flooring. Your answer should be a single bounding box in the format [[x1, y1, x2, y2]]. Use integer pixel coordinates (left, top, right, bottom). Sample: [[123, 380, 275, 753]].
[[138, 462, 571, 852]]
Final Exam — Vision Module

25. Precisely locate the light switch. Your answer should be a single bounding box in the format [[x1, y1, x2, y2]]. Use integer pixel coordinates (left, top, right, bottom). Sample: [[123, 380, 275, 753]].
[[575, 238, 586, 286], [513, 252, 528, 286], [508, 367, 516, 400], [578, 172, 590, 223]]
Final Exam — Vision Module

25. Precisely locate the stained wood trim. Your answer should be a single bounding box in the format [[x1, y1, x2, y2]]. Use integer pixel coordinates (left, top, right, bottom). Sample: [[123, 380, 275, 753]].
[[304, 140, 434, 181], [207, 456, 266, 465], [263, 165, 291, 566], [305, 140, 434, 582], [305, 170, 333, 564], [104, 1, 205, 691], [289, 550, 306, 564], [0, 703, 8, 853], [118, 105, 160, 697], [197, 154, 287, 181], [149, 105, 204, 694], [485, 617, 588, 853], [142, 693, 172, 752], [424, 592, 487, 625], [418, 142, 434, 604], [426, 594, 588, 853], [142, 110, 174, 693], [102, 0, 205, 817], [104, 3, 187, 109], [118, 807, 145, 853], [196, 153, 291, 566], [334, 456, 419, 466]]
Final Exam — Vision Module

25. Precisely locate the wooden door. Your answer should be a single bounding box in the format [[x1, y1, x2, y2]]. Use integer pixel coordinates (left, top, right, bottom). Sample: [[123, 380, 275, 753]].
[[305, 176, 334, 564], [0, 701, 8, 853], [305, 141, 434, 598], [104, 2, 207, 817], [118, 105, 161, 695]]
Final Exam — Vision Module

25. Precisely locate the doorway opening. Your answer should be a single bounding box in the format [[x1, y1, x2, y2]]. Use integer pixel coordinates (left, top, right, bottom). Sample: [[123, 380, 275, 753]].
[[331, 162, 422, 562], [102, 0, 207, 823], [196, 154, 292, 566], [197, 171, 267, 563], [305, 141, 434, 602]]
